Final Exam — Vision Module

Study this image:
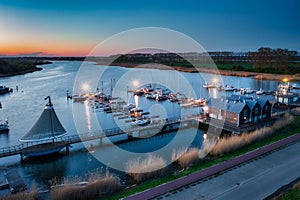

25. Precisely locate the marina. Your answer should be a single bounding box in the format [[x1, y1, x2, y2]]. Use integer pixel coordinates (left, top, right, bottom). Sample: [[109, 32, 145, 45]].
[[0, 2, 299, 199], [0, 61, 299, 196]]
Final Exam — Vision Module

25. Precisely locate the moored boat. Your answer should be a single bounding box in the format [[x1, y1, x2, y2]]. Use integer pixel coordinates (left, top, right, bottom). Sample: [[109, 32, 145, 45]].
[[19, 96, 67, 157], [133, 89, 144, 96], [203, 83, 216, 88], [256, 88, 264, 95], [131, 118, 151, 126], [224, 85, 235, 91], [0, 86, 13, 95], [0, 119, 9, 132]]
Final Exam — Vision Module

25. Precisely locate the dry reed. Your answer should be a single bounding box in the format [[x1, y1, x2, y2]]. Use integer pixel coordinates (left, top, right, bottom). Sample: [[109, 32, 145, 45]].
[[176, 148, 201, 168], [171, 138, 217, 169], [293, 181, 300, 189], [210, 114, 295, 156], [50, 171, 120, 200], [171, 148, 187, 163], [198, 139, 217, 158], [125, 154, 167, 183]]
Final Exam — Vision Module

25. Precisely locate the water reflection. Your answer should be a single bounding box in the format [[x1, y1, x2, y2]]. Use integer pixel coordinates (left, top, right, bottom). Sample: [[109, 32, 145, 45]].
[[84, 101, 92, 133], [0, 61, 299, 190]]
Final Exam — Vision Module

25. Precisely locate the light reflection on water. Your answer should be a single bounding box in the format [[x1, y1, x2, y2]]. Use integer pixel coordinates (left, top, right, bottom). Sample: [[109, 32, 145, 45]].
[[0, 61, 299, 190]]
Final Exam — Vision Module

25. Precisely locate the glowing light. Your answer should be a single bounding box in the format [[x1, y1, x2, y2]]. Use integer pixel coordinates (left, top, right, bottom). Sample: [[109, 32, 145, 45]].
[[283, 78, 289, 82], [212, 77, 219, 83], [82, 83, 90, 92], [132, 80, 139, 87], [203, 133, 207, 140]]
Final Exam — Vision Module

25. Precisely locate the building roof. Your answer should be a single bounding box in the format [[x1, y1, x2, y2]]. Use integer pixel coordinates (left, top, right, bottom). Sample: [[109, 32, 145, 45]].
[[227, 101, 248, 113], [256, 98, 268, 107], [207, 98, 248, 114], [245, 100, 257, 110], [207, 94, 271, 114], [20, 102, 66, 142]]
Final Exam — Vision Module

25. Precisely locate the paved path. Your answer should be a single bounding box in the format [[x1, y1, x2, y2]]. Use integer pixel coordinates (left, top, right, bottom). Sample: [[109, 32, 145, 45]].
[[124, 133, 300, 200]]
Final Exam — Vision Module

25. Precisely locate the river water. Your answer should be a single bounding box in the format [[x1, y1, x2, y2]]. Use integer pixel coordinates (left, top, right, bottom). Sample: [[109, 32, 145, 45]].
[[0, 61, 298, 193]]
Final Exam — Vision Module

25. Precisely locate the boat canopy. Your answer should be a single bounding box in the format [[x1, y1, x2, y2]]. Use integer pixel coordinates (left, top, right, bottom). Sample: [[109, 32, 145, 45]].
[[20, 96, 66, 142]]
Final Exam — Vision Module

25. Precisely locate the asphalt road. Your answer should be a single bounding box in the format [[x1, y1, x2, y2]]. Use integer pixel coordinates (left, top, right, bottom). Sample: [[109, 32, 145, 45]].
[[160, 140, 300, 200]]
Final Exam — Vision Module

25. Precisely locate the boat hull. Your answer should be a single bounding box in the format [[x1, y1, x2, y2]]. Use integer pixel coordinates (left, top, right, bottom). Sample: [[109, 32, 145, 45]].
[[23, 146, 64, 157], [0, 124, 9, 132]]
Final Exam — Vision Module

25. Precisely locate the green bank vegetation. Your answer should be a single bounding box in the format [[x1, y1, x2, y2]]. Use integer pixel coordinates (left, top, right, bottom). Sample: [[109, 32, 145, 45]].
[[108, 47, 300, 75], [105, 114, 300, 200], [0, 58, 50, 77], [2, 116, 299, 200]]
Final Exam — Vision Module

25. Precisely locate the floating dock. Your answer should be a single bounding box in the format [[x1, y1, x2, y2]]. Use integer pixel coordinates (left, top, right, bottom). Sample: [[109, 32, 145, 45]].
[[4, 170, 27, 193], [0, 175, 9, 190]]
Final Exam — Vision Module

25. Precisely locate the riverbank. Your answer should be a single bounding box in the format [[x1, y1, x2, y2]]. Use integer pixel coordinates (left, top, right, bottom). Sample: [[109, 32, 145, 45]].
[[125, 134, 300, 200], [106, 115, 300, 200], [0, 58, 50, 78], [102, 62, 300, 82]]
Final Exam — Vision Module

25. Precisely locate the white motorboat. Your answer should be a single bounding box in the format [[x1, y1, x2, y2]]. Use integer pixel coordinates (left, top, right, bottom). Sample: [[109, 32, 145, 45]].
[[0, 119, 9, 132], [203, 83, 216, 88], [256, 88, 264, 95]]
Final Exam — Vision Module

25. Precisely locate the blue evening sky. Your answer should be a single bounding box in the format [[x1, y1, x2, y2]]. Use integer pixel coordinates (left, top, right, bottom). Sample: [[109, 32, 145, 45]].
[[0, 0, 299, 56]]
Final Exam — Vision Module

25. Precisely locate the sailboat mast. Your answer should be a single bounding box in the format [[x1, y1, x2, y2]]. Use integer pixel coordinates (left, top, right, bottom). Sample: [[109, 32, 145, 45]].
[[45, 96, 55, 143]]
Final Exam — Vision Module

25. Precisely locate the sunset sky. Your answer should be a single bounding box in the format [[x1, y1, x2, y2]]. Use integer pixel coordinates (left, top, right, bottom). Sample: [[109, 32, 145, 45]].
[[0, 0, 299, 56]]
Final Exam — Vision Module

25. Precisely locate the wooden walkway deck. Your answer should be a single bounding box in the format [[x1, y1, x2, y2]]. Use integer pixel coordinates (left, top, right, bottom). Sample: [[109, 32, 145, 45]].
[[0, 116, 192, 159], [0, 114, 282, 160]]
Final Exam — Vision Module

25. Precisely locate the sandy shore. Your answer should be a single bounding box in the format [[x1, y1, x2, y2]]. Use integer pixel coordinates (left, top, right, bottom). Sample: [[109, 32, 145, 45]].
[[99, 62, 300, 82]]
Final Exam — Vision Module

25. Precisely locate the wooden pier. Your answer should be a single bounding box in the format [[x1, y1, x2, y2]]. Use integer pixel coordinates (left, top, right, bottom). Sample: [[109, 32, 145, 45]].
[[0, 114, 282, 160], [0, 116, 195, 160]]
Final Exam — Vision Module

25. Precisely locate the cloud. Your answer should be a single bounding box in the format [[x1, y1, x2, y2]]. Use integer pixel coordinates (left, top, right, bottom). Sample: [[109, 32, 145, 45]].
[[18, 52, 57, 57], [0, 52, 57, 57]]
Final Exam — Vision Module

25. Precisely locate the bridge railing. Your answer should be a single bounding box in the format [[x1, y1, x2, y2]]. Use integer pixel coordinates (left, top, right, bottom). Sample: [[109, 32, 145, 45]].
[[0, 115, 194, 155]]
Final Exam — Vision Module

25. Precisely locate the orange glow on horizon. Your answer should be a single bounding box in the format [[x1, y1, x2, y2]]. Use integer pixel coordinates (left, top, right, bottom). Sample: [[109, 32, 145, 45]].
[[0, 42, 100, 57]]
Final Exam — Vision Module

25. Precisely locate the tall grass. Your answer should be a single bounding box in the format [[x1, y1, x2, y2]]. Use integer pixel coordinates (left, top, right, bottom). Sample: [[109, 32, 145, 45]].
[[171, 148, 187, 163], [293, 181, 300, 190], [125, 154, 167, 183], [198, 139, 217, 159], [171, 139, 216, 169], [171, 148, 200, 169], [210, 114, 295, 156], [50, 171, 120, 200]]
